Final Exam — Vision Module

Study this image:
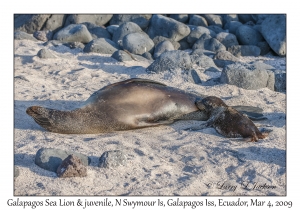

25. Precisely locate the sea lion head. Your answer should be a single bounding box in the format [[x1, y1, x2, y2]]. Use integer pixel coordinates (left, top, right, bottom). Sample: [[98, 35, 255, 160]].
[[198, 96, 228, 111], [26, 106, 49, 118], [26, 106, 53, 129]]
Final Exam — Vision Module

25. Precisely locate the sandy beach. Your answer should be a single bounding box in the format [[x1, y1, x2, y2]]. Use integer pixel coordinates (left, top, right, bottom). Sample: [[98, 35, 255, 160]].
[[14, 39, 286, 196]]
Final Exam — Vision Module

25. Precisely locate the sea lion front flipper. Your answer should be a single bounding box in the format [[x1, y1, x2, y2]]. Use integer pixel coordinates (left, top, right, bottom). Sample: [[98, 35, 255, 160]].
[[184, 121, 213, 131], [232, 105, 267, 121], [228, 137, 252, 142]]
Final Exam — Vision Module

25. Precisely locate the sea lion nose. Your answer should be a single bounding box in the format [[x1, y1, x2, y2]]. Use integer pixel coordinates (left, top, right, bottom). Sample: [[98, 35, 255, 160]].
[[26, 106, 34, 115], [26, 106, 40, 116]]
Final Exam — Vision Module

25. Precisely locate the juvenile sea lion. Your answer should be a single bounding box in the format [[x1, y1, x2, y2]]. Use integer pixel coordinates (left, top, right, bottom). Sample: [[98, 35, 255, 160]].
[[26, 78, 208, 134], [195, 96, 269, 142]]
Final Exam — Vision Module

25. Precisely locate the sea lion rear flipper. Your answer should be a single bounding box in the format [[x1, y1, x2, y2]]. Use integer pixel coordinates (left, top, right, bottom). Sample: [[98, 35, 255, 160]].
[[247, 115, 267, 121], [258, 127, 272, 139], [232, 105, 263, 113], [232, 106, 267, 121], [239, 137, 257, 142], [259, 127, 273, 134], [184, 122, 212, 131]]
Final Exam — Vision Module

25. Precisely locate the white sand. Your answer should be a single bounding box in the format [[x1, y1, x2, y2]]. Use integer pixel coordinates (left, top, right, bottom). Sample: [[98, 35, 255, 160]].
[[14, 39, 286, 196]]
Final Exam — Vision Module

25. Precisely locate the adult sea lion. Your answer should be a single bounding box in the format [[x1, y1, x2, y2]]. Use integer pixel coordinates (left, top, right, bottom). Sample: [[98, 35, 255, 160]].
[[26, 78, 266, 134], [26, 78, 208, 134], [194, 96, 270, 142]]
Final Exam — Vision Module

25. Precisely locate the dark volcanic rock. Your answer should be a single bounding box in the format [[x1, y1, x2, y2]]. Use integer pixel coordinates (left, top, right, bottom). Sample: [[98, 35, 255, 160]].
[[222, 14, 239, 26], [252, 14, 269, 24], [14, 31, 38, 41], [84, 38, 120, 54], [111, 50, 149, 62], [122, 32, 154, 55], [245, 21, 255, 26], [14, 14, 51, 34], [190, 51, 220, 72], [188, 15, 208, 27], [53, 24, 93, 44], [153, 40, 175, 59], [228, 45, 261, 57], [201, 15, 223, 27], [257, 41, 271, 55], [187, 26, 216, 46], [99, 150, 127, 168], [261, 15, 286, 56], [56, 155, 87, 178], [236, 25, 264, 45], [213, 50, 239, 68], [82, 22, 111, 40], [207, 25, 225, 34], [178, 40, 190, 50], [43, 15, 67, 34], [37, 49, 57, 59], [112, 22, 143, 47], [106, 25, 119, 36], [274, 70, 286, 92], [35, 148, 90, 172], [142, 52, 154, 60], [224, 21, 243, 34], [63, 42, 85, 50], [188, 69, 202, 84], [33, 30, 53, 42], [253, 24, 262, 33], [152, 36, 180, 50], [213, 51, 236, 61], [111, 50, 133, 62], [170, 14, 189, 23], [65, 14, 112, 26], [130, 54, 151, 62], [215, 32, 239, 49], [192, 34, 226, 52], [43, 40, 63, 47], [146, 50, 192, 73], [192, 49, 216, 57], [109, 14, 152, 30], [220, 61, 275, 90], [147, 15, 190, 42], [238, 14, 255, 23]]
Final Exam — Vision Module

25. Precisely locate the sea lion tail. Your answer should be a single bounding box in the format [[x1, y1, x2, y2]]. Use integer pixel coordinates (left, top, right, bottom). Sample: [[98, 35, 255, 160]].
[[26, 106, 52, 129]]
